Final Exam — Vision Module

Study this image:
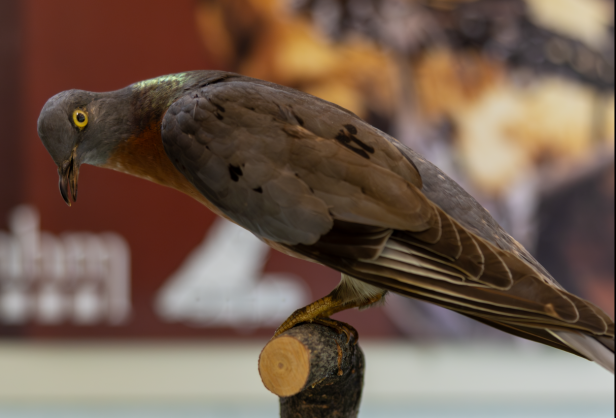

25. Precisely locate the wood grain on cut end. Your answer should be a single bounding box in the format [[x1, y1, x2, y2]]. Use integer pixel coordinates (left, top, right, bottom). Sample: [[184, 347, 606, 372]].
[[259, 336, 311, 397]]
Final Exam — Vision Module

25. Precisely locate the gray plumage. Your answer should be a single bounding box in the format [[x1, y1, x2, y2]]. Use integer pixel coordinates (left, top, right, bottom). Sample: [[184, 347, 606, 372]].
[[37, 71, 614, 372]]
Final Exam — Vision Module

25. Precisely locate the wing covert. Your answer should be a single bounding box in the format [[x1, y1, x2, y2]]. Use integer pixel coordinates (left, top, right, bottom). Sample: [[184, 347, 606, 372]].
[[161, 79, 431, 246]]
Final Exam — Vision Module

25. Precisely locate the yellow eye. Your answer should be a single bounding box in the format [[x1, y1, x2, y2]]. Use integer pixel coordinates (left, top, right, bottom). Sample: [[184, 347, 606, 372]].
[[72, 109, 88, 129]]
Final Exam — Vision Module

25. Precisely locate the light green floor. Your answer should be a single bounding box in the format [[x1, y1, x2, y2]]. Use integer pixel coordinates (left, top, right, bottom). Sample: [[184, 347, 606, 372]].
[[0, 402, 613, 418], [0, 341, 613, 417]]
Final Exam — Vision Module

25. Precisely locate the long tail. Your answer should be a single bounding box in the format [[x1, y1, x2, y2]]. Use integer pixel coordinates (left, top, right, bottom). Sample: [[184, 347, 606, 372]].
[[551, 330, 615, 373], [290, 209, 616, 373]]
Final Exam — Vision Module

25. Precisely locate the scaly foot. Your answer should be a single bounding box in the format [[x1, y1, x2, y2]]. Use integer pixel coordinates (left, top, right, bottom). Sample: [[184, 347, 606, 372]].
[[273, 291, 383, 342], [273, 295, 344, 338]]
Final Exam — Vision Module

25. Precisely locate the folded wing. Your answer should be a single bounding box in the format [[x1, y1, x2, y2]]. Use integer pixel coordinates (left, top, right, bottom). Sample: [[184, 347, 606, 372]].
[[161, 76, 614, 368]]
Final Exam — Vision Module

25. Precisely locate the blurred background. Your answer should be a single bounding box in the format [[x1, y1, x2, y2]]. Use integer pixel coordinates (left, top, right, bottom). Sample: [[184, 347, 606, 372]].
[[0, 0, 613, 417]]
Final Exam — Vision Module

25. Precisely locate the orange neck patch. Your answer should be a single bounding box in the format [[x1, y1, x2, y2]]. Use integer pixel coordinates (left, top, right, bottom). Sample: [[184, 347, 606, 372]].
[[101, 122, 235, 221], [103, 125, 198, 198]]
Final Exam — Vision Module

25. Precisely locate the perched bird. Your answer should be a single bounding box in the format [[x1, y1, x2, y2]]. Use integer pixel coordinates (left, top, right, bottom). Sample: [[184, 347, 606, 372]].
[[38, 70, 614, 372]]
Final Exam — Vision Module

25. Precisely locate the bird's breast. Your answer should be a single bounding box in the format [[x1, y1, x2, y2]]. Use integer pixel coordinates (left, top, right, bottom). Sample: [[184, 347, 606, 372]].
[[101, 123, 225, 215]]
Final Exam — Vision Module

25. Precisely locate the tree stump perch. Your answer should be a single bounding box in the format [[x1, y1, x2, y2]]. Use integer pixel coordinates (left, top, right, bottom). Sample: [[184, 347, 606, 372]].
[[259, 323, 365, 418]]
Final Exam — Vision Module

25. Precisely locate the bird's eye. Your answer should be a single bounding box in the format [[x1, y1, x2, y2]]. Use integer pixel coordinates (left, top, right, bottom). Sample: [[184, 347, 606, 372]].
[[72, 109, 88, 129]]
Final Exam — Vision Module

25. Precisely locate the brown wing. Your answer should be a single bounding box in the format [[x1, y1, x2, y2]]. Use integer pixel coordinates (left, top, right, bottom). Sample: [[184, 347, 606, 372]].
[[161, 77, 614, 361], [162, 78, 433, 245]]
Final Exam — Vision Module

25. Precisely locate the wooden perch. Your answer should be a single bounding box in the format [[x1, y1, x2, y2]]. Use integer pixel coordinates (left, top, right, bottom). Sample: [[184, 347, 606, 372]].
[[259, 323, 365, 418]]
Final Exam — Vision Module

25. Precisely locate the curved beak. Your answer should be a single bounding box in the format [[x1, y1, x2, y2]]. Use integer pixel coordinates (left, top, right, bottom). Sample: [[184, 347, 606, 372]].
[[58, 149, 79, 206]]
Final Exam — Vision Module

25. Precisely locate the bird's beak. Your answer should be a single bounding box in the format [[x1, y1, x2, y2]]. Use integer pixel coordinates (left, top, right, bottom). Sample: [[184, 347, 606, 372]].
[[58, 149, 79, 206]]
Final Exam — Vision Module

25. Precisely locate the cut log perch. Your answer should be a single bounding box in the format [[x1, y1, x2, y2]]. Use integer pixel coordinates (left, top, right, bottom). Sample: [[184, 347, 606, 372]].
[[259, 323, 365, 418]]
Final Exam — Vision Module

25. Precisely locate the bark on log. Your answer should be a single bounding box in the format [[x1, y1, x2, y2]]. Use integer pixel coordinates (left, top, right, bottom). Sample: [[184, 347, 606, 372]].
[[259, 323, 365, 418]]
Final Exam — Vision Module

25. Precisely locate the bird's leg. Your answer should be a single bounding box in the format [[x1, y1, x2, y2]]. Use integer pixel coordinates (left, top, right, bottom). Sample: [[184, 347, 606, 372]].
[[273, 294, 358, 341], [273, 275, 385, 343]]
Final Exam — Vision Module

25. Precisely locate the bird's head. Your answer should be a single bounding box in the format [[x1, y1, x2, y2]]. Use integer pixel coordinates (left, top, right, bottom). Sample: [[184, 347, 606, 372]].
[[37, 88, 132, 206]]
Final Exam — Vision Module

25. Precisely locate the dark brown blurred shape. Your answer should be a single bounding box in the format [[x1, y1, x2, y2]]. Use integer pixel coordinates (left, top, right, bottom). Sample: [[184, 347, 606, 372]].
[[0, 1, 23, 230], [293, 0, 615, 88], [536, 157, 615, 318]]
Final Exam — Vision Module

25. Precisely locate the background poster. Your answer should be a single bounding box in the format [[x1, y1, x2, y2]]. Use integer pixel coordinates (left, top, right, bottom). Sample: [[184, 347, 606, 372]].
[[0, 1, 613, 416]]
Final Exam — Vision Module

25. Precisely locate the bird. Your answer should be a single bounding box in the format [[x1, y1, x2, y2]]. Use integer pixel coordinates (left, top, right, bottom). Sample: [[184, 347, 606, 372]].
[[37, 70, 614, 372]]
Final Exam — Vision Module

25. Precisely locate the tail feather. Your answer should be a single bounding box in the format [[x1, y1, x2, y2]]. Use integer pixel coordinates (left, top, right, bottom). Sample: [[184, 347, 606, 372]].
[[289, 217, 616, 373], [596, 335, 615, 352], [550, 330, 615, 373]]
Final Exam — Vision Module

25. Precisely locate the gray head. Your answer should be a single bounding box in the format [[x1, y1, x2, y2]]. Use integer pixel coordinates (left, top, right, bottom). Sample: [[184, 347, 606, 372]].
[[37, 88, 132, 206]]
